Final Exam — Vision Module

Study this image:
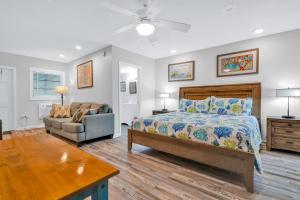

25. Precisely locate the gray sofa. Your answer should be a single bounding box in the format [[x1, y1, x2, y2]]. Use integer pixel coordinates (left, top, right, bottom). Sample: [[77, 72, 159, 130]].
[[43, 102, 114, 145]]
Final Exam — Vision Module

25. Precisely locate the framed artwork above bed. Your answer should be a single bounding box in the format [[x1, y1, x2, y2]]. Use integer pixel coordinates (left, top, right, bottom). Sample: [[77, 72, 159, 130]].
[[217, 48, 259, 77], [168, 61, 195, 82]]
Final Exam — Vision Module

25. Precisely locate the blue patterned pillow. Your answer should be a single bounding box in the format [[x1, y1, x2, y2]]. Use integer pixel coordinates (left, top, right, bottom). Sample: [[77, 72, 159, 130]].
[[209, 96, 253, 115], [179, 98, 210, 113]]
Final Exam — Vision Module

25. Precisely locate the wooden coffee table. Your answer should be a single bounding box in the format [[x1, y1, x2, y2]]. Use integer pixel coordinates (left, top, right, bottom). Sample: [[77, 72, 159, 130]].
[[0, 134, 119, 200]]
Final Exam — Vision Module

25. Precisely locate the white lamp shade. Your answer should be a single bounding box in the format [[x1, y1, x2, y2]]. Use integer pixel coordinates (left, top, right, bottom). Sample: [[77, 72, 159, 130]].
[[276, 88, 300, 97], [55, 85, 69, 94], [159, 93, 170, 98]]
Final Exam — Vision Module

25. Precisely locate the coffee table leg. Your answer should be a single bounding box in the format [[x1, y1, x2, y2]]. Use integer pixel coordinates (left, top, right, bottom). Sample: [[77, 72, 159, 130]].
[[70, 180, 108, 200], [95, 180, 108, 200]]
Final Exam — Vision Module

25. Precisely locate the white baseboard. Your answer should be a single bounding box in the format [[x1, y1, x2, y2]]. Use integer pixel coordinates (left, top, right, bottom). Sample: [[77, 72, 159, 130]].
[[16, 124, 45, 131]]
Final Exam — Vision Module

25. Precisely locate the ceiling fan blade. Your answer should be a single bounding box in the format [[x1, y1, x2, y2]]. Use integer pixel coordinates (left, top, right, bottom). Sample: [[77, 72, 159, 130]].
[[100, 1, 139, 17], [153, 19, 191, 32], [113, 24, 136, 34]]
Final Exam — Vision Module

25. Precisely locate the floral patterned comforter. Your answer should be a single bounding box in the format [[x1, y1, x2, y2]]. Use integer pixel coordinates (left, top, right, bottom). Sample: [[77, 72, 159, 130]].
[[132, 112, 262, 172]]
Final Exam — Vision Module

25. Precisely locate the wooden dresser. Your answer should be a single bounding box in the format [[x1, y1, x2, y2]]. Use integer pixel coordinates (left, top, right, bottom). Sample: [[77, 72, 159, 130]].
[[267, 117, 300, 153]]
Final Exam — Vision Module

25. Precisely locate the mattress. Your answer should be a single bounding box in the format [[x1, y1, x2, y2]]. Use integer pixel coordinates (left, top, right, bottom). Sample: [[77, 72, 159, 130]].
[[132, 112, 262, 172]]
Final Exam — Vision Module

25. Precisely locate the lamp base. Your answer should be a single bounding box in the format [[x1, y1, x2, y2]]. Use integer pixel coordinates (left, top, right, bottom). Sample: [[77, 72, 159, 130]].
[[281, 115, 295, 119], [162, 109, 168, 112]]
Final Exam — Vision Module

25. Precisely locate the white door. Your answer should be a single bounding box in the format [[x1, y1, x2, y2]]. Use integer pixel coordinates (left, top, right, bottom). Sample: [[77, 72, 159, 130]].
[[0, 67, 14, 131]]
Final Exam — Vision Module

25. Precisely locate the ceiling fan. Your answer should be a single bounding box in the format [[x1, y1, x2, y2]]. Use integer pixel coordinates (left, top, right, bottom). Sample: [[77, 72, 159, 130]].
[[100, 0, 191, 36]]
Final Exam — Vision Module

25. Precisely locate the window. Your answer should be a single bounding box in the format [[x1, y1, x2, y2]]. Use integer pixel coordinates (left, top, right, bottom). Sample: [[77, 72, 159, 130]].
[[30, 67, 65, 100]]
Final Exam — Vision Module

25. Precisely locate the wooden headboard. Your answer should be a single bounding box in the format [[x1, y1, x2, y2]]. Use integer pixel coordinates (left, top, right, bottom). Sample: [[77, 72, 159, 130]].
[[179, 83, 261, 119]]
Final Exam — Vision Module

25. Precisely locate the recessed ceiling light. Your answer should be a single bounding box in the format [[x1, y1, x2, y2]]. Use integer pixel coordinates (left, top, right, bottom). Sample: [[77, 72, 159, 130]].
[[136, 23, 155, 36], [75, 45, 82, 50], [59, 54, 65, 58], [254, 29, 264, 35], [171, 50, 177, 54]]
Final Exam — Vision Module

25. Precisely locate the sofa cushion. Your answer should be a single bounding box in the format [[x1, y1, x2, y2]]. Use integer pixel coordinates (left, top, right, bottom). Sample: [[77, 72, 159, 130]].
[[62, 123, 85, 133], [51, 118, 72, 129], [99, 104, 109, 113], [70, 102, 81, 116]]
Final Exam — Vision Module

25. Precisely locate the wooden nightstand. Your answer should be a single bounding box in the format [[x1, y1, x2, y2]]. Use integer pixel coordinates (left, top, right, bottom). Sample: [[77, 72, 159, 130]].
[[267, 117, 300, 153], [152, 110, 176, 115]]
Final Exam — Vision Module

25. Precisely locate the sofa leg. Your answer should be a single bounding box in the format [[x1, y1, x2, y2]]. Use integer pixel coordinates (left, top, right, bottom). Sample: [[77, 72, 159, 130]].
[[46, 130, 50, 134], [76, 142, 83, 147], [109, 134, 114, 139]]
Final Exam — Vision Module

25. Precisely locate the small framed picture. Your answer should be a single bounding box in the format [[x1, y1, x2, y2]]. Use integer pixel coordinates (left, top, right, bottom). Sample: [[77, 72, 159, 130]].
[[129, 82, 137, 94], [120, 81, 126, 92], [217, 48, 259, 77], [168, 61, 195, 82], [77, 60, 93, 89]]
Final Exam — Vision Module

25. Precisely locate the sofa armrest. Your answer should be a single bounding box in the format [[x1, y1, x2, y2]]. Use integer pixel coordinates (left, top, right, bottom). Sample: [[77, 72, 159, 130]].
[[83, 113, 114, 140]]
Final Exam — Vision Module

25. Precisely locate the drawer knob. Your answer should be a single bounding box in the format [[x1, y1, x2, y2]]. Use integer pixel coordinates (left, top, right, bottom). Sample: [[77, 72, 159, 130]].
[[288, 123, 292, 127], [286, 141, 294, 145], [286, 130, 293, 133]]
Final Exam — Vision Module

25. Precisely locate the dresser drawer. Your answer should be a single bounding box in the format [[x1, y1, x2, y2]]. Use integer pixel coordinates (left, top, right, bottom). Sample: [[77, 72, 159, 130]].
[[272, 127, 300, 139], [272, 137, 300, 152], [272, 122, 300, 128]]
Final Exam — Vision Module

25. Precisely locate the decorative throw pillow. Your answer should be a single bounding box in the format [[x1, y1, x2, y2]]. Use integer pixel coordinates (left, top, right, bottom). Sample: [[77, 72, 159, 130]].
[[72, 109, 89, 123], [53, 105, 71, 118], [241, 98, 253, 115], [209, 96, 253, 115], [179, 98, 210, 113], [50, 104, 59, 117]]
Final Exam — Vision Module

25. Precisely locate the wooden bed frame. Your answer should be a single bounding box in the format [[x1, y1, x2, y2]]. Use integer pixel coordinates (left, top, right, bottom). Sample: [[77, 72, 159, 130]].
[[128, 82, 261, 193]]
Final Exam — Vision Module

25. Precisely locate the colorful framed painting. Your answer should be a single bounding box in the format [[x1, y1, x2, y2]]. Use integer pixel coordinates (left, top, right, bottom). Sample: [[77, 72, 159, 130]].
[[217, 48, 259, 77], [168, 61, 195, 82], [77, 60, 93, 89]]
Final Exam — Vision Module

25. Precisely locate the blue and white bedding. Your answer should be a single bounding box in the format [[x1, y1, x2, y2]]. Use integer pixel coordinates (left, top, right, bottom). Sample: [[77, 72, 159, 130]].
[[132, 112, 262, 172]]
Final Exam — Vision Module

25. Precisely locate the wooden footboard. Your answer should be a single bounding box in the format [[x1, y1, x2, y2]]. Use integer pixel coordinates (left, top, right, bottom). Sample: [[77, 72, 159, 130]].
[[128, 129, 254, 193]]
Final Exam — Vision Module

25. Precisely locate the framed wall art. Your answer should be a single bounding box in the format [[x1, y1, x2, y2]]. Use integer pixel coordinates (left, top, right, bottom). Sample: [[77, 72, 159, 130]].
[[120, 81, 126, 92], [129, 81, 137, 94], [217, 48, 259, 77], [168, 61, 195, 82], [77, 60, 93, 89]]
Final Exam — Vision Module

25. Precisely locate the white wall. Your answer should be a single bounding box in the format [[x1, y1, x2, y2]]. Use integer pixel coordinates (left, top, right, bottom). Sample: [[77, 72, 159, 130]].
[[112, 46, 155, 136], [67, 46, 113, 106], [0, 51, 67, 129], [155, 29, 300, 139]]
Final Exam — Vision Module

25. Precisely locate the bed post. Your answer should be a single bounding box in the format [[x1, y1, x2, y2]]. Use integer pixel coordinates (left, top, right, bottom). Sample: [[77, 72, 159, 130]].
[[128, 129, 132, 151], [244, 157, 254, 193]]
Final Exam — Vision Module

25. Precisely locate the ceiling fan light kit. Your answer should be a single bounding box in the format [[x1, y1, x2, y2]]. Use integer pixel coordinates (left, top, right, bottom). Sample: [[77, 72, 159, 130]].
[[136, 23, 155, 36], [100, 1, 191, 37]]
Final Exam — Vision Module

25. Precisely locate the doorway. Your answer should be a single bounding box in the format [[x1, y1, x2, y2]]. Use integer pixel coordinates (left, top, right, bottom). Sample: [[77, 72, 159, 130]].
[[119, 62, 140, 129], [0, 66, 16, 131]]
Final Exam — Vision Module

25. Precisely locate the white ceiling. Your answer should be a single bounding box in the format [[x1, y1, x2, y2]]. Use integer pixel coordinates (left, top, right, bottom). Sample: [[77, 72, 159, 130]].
[[1, 0, 300, 63]]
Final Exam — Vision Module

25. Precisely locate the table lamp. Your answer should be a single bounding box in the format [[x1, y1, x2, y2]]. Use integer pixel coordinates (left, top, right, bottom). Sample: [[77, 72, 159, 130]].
[[55, 85, 69, 105], [276, 88, 300, 118], [159, 93, 170, 111]]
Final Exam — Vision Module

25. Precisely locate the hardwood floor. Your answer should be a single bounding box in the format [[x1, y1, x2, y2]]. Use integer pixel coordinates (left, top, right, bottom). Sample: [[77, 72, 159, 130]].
[[4, 127, 300, 200]]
